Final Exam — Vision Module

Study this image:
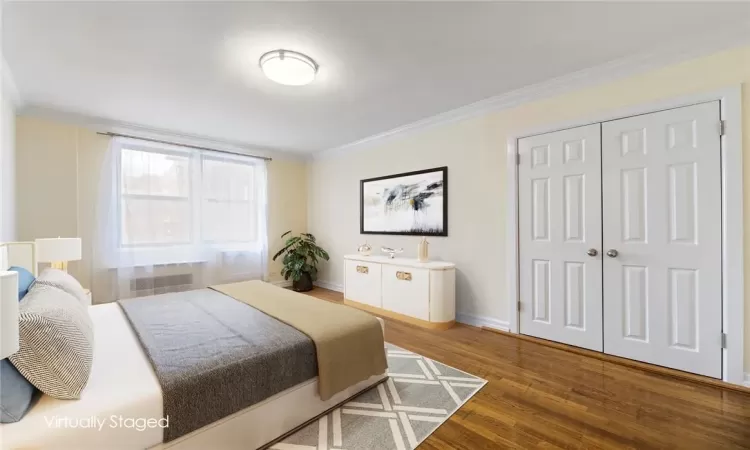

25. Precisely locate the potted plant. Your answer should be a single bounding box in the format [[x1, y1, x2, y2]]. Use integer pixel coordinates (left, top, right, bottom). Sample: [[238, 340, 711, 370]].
[[272, 231, 330, 292]]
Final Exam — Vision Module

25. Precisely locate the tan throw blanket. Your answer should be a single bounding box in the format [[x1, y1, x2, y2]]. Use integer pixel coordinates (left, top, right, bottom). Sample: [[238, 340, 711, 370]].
[[211, 280, 388, 400]]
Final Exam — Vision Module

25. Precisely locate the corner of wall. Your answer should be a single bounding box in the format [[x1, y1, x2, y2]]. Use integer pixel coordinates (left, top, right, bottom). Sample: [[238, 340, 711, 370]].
[[2, 58, 22, 109], [0, 92, 17, 241], [266, 157, 312, 282]]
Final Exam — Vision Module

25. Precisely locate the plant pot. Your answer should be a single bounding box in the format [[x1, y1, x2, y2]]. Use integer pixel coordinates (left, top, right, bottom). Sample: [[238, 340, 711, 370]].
[[292, 272, 314, 292]]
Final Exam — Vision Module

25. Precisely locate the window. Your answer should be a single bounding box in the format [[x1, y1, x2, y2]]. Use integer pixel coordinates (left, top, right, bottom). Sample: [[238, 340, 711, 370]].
[[201, 156, 258, 243], [120, 148, 191, 246], [116, 139, 266, 255]]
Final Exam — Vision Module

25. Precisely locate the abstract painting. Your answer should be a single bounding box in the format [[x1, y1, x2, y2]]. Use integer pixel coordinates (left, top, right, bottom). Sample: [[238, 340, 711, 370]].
[[360, 167, 447, 236]]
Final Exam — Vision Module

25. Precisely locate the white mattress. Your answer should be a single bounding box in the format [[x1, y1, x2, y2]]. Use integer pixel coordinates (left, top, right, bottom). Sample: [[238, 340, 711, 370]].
[[1, 303, 164, 450]]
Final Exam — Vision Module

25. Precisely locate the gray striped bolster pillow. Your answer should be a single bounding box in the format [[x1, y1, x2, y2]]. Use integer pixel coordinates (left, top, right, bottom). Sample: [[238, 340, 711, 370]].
[[9, 284, 93, 400], [33, 268, 89, 307]]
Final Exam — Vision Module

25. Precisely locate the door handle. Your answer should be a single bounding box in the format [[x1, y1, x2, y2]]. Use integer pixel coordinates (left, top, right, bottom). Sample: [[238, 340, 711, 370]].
[[606, 249, 619, 258], [587, 249, 598, 257]]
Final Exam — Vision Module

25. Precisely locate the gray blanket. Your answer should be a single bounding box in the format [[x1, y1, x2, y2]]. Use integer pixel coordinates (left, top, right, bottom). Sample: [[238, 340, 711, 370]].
[[118, 289, 317, 443]]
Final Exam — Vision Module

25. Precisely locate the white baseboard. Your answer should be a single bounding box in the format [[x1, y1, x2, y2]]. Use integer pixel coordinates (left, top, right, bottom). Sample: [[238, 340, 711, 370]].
[[456, 312, 510, 332], [270, 280, 292, 288], [314, 280, 344, 292]]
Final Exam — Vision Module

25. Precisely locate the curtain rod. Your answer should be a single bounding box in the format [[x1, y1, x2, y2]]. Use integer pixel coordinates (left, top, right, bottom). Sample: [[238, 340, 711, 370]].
[[96, 132, 273, 161]]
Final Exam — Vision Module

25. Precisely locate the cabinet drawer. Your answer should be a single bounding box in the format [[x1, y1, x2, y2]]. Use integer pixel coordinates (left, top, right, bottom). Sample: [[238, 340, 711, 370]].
[[382, 265, 429, 320], [345, 260, 382, 308]]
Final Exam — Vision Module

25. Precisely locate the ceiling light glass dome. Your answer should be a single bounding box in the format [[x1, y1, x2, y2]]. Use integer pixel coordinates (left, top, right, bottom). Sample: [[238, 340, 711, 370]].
[[259, 50, 318, 86]]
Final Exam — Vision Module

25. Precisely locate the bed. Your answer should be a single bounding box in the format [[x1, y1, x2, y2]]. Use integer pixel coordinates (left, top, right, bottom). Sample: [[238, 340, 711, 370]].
[[0, 243, 387, 449]]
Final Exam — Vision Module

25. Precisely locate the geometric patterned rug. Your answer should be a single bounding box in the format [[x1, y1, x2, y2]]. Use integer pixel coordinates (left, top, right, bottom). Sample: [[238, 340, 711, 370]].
[[271, 343, 487, 450]]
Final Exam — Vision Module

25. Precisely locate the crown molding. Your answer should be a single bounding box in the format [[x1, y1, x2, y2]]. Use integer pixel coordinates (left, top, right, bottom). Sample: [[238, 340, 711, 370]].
[[315, 24, 750, 160], [2, 59, 22, 107], [18, 104, 310, 162]]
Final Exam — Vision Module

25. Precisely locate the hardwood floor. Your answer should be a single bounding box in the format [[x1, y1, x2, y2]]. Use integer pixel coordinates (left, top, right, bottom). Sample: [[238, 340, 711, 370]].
[[306, 287, 750, 449]]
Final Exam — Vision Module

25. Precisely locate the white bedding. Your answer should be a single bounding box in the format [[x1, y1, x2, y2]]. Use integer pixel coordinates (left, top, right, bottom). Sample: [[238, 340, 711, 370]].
[[1, 303, 387, 450], [1, 303, 164, 449]]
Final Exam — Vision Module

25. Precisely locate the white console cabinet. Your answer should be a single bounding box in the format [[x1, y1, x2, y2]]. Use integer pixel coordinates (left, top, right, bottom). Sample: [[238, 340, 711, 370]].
[[343, 255, 455, 330]]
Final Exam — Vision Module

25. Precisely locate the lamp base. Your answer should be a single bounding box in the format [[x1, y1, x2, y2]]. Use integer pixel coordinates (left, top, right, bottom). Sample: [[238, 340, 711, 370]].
[[51, 261, 68, 272]]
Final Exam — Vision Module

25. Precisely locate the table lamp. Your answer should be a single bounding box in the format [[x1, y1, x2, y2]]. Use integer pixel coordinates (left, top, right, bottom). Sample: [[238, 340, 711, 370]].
[[0, 271, 19, 359], [35, 238, 82, 273]]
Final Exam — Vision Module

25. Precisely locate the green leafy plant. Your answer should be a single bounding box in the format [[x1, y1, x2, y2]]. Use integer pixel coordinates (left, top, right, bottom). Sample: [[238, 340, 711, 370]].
[[272, 231, 330, 291]]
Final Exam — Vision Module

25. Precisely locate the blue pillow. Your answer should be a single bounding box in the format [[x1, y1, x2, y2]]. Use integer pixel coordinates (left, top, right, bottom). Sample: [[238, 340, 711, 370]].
[[7, 267, 35, 300], [0, 359, 39, 423]]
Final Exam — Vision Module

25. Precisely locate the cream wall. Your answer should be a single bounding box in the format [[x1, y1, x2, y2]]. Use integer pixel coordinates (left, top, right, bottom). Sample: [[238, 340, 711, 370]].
[[310, 118, 503, 322], [309, 45, 750, 363], [15, 115, 308, 287], [267, 158, 308, 281]]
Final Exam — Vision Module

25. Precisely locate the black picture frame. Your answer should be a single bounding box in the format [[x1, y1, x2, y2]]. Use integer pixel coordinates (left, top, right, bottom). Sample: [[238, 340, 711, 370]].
[[360, 166, 448, 236]]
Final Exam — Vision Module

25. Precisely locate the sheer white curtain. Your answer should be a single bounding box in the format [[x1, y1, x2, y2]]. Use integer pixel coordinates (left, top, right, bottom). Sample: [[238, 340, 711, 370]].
[[92, 137, 268, 303]]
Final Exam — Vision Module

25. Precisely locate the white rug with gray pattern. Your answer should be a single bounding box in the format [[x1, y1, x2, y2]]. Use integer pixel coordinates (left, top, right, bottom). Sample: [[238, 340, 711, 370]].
[[271, 343, 487, 450]]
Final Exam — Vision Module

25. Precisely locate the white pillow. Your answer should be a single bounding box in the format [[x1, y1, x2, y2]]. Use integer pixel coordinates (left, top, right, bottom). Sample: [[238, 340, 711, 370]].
[[10, 284, 94, 399], [34, 268, 88, 306]]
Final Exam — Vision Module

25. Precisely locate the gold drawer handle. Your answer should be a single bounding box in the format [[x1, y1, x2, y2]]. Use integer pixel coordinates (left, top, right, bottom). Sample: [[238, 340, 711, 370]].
[[356, 265, 369, 274], [396, 271, 412, 281]]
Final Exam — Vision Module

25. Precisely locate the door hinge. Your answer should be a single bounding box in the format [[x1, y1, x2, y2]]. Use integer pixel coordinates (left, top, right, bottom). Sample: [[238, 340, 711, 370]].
[[719, 120, 726, 136], [516, 153, 521, 165], [517, 301, 522, 312], [721, 333, 727, 348]]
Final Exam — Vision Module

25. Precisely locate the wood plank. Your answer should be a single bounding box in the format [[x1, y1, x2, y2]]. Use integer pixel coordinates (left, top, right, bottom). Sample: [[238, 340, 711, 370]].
[[483, 326, 750, 394], [305, 287, 750, 449]]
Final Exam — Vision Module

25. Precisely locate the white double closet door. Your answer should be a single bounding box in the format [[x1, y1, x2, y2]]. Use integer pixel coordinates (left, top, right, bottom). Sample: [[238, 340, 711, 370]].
[[519, 102, 722, 378]]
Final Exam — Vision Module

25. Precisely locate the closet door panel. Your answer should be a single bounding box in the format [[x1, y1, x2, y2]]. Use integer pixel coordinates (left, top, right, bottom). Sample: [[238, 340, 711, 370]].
[[601, 101, 722, 378], [519, 124, 603, 351]]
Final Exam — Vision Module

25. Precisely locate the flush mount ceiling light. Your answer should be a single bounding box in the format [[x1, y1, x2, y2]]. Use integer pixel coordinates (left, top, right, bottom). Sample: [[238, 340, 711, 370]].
[[259, 49, 318, 86]]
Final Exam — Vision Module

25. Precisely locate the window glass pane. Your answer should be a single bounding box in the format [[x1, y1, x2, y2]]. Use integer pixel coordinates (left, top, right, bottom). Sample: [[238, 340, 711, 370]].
[[201, 157, 258, 243], [121, 148, 190, 197], [121, 197, 191, 245], [202, 200, 257, 243], [202, 158, 255, 201]]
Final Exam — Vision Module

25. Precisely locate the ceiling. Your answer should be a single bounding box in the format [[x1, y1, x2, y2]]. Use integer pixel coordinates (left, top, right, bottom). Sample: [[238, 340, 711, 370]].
[[5, 2, 750, 154]]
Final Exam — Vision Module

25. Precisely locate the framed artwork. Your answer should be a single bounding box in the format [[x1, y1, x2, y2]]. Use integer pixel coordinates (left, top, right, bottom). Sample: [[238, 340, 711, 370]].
[[360, 166, 448, 236]]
